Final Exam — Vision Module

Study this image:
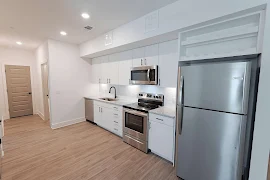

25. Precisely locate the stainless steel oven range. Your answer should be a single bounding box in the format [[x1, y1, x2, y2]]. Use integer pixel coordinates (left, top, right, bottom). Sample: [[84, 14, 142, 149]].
[[123, 93, 164, 153]]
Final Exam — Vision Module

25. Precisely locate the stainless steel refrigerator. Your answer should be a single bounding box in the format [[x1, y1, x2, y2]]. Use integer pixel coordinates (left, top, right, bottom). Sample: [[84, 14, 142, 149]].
[[176, 55, 260, 180]]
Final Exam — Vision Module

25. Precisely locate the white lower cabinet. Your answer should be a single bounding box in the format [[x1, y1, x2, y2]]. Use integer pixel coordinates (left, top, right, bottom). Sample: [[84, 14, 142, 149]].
[[149, 113, 175, 163], [94, 101, 123, 137]]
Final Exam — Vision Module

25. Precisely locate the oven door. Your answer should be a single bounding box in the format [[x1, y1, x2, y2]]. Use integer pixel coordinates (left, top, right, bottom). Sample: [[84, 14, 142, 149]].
[[123, 108, 148, 141], [131, 66, 158, 85]]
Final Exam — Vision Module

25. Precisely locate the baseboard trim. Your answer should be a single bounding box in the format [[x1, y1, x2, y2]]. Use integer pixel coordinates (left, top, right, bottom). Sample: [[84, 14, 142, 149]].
[[51, 117, 86, 129], [37, 111, 45, 120]]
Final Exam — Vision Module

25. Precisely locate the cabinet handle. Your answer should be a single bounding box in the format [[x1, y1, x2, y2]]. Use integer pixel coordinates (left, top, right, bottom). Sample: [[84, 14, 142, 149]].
[[109, 79, 111, 83], [99, 107, 100, 112], [99, 79, 101, 84], [114, 121, 118, 123], [114, 128, 118, 131], [156, 118, 163, 121], [113, 107, 118, 110], [159, 79, 161, 86], [145, 58, 147, 65], [101, 108, 102, 113], [114, 114, 118, 116], [141, 59, 143, 66]]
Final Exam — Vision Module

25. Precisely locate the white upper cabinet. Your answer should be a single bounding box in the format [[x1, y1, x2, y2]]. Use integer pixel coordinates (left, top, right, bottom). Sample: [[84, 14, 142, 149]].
[[91, 57, 102, 84], [100, 56, 109, 84], [108, 54, 119, 85], [132, 44, 159, 67], [158, 40, 179, 87], [118, 51, 133, 85], [132, 47, 145, 67], [144, 44, 159, 66]]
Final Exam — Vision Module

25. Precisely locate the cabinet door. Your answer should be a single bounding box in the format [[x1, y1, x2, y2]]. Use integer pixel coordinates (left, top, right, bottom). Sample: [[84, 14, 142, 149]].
[[132, 47, 145, 67], [94, 105, 102, 125], [101, 107, 114, 131], [149, 120, 174, 162], [119, 60, 132, 85], [100, 56, 109, 84], [91, 58, 102, 84], [145, 44, 159, 66], [107, 61, 119, 85], [159, 40, 179, 87]]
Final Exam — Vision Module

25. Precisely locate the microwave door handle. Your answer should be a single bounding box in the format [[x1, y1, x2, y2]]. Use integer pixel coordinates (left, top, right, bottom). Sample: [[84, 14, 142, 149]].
[[147, 69, 150, 81]]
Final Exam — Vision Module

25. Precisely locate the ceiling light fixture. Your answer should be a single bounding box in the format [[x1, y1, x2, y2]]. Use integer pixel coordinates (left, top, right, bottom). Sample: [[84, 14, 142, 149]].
[[60, 31, 67, 36], [16, 41, 22, 45], [81, 13, 90, 19]]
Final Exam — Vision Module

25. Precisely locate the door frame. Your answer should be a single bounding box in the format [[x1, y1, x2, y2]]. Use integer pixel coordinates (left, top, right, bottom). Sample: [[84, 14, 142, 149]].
[[41, 62, 50, 121]]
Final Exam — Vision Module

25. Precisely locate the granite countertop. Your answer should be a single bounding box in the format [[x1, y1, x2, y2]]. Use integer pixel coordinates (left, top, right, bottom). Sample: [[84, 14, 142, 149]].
[[149, 106, 176, 119], [84, 96, 136, 106]]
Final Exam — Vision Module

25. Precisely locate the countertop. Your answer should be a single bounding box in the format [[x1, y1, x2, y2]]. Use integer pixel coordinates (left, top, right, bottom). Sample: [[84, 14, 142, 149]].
[[84, 96, 136, 106], [149, 106, 176, 119]]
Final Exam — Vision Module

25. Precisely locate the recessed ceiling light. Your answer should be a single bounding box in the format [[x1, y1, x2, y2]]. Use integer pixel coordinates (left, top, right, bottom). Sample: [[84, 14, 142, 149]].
[[81, 13, 90, 19], [60, 31, 67, 36], [16, 41, 22, 45]]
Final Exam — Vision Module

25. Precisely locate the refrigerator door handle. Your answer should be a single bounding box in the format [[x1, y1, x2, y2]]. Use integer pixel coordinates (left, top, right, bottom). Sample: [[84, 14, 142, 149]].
[[177, 74, 184, 135], [177, 105, 183, 135]]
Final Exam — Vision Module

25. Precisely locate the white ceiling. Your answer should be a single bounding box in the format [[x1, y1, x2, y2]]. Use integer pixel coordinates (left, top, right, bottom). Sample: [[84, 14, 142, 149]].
[[0, 0, 178, 51]]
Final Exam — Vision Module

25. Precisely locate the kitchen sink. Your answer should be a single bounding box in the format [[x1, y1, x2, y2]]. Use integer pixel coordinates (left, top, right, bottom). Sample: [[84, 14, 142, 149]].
[[99, 97, 118, 102]]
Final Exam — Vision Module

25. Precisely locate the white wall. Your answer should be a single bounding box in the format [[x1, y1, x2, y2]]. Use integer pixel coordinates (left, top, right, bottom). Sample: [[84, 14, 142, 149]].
[[35, 42, 49, 119], [47, 40, 91, 128], [0, 47, 38, 119]]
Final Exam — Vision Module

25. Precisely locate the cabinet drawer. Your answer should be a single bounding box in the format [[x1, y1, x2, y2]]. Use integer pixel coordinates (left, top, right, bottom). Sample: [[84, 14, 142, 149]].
[[112, 105, 122, 112], [112, 124, 123, 137], [112, 117, 122, 127], [149, 113, 174, 127]]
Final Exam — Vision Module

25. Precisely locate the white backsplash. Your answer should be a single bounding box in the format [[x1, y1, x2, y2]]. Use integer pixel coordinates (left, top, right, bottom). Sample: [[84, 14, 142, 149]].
[[88, 84, 177, 107]]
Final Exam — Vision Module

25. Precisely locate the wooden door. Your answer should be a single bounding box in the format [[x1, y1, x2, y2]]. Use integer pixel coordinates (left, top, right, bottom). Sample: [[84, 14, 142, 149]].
[[5, 65, 33, 118], [41, 63, 50, 120]]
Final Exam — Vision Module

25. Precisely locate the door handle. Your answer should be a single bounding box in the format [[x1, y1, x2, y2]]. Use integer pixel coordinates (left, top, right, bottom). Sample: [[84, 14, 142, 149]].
[[177, 75, 184, 135], [147, 69, 150, 82]]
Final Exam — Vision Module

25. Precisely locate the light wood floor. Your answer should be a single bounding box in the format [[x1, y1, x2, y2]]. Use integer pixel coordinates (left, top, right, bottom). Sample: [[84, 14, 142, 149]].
[[2, 115, 178, 180]]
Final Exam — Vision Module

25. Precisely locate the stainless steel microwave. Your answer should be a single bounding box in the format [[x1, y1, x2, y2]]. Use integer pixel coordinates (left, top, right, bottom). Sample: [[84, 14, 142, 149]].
[[130, 66, 158, 85]]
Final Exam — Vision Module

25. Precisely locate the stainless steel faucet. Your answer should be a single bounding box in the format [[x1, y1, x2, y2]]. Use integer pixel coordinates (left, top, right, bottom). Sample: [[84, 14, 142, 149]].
[[109, 86, 117, 99]]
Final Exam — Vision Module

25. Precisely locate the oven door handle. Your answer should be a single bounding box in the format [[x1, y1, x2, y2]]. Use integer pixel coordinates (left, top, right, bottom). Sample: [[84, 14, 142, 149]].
[[124, 108, 148, 117]]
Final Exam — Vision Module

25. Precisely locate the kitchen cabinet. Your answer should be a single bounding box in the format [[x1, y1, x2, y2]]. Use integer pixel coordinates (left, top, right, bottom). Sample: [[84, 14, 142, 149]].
[[91, 58, 101, 84], [132, 44, 159, 67], [93, 101, 123, 137], [158, 40, 179, 87], [149, 113, 175, 163], [100, 56, 109, 84], [118, 51, 133, 85], [144, 44, 159, 66], [132, 47, 145, 67], [91, 56, 109, 84]]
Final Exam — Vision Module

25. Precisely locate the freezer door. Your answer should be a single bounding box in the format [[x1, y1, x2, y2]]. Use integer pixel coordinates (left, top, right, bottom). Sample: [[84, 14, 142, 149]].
[[176, 107, 245, 180], [180, 61, 251, 114]]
